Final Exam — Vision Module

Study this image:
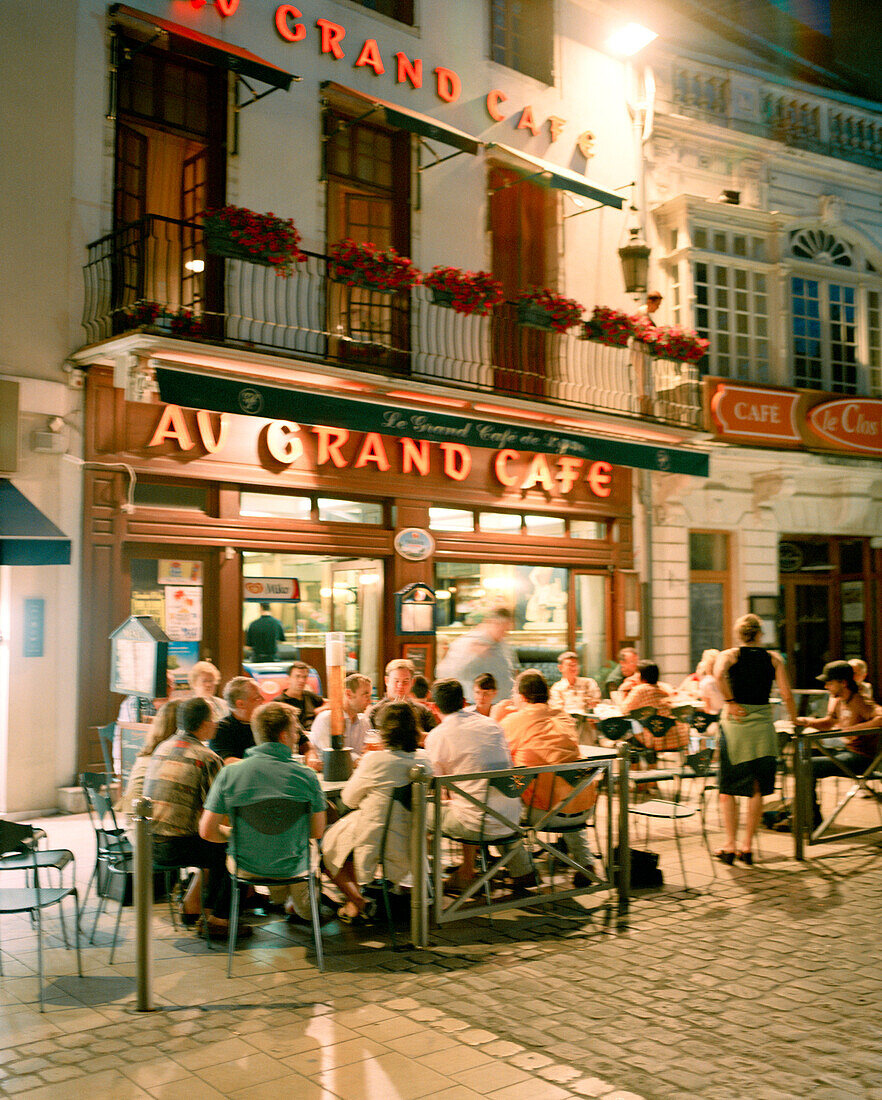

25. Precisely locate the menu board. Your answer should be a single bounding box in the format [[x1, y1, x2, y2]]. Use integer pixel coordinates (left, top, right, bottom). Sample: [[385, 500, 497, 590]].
[[109, 615, 169, 698]]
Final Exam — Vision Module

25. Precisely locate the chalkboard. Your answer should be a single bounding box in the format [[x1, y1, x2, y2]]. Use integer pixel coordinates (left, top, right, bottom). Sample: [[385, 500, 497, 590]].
[[117, 722, 150, 785], [690, 582, 724, 670]]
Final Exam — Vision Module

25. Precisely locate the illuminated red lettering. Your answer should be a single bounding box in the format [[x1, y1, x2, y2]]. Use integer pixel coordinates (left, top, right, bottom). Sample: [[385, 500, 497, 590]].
[[434, 66, 461, 103], [316, 18, 345, 59], [195, 410, 230, 454], [313, 426, 349, 466], [587, 460, 612, 498], [274, 5, 305, 42], [265, 421, 303, 464], [517, 105, 540, 136], [548, 115, 565, 142], [400, 438, 430, 476], [355, 38, 385, 75], [354, 432, 391, 470], [440, 442, 471, 480], [395, 51, 422, 88], [148, 405, 194, 451], [494, 449, 520, 486], [486, 89, 507, 121], [520, 454, 553, 491], [555, 455, 582, 493], [215, 0, 239, 15]]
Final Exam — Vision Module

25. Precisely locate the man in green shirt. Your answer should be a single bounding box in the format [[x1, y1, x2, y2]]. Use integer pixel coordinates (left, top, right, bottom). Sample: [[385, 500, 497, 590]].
[[199, 701, 326, 916], [245, 602, 286, 662]]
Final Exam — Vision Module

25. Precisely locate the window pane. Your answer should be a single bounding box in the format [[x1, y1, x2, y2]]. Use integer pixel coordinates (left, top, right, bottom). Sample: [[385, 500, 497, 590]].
[[317, 498, 383, 523], [575, 573, 607, 681], [135, 482, 208, 511], [524, 514, 566, 537], [240, 492, 311, 520], [479, 512, 522, 534], [570, 519, 607, 539], [429, 507, 474, 531], [690, 531, 728, 571], [693, 226, 708, 249]]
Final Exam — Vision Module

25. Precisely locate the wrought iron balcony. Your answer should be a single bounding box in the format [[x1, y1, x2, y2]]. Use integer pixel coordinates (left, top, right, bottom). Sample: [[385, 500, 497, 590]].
[[81, 214, 703, 430]]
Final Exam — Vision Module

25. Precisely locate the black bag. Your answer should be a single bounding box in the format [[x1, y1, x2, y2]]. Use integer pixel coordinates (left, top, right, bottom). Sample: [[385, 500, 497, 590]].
[[614, 846, 663, 889]]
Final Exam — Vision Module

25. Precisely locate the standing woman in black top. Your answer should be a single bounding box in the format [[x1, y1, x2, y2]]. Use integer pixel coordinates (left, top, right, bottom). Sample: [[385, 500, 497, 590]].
[[714, 614, 798, 863]]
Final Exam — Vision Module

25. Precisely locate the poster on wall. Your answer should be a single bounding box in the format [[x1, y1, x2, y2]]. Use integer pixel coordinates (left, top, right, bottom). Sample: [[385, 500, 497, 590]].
[[164, 586, 202, 641], [131, 590, 166, 629], [158, 560, 203, 585]]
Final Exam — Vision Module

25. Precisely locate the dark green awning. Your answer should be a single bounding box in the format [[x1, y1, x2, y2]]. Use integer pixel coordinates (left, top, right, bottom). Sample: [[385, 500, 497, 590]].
[[486, 142, 625, 208], [0, 481, 71, 566], [322, 82, 481, 156], [111, 4, 297, 91], [155, 368, 709, 477]]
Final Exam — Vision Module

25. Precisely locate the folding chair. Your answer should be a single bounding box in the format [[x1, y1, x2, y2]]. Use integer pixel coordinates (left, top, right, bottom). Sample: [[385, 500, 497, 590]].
[[0, 820, 81, 1011], [377, 783, 417, 950], [227, 798, 324, 974]]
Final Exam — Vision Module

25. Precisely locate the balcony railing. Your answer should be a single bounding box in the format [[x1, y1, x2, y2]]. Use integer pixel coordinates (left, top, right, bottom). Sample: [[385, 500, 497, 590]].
[[664, 61, 882, 171], [81, 214, 703, 430]]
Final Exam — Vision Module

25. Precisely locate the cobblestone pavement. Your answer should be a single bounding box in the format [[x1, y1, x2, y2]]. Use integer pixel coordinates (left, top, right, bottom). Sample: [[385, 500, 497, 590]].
[[0, 801, 880, 1100]]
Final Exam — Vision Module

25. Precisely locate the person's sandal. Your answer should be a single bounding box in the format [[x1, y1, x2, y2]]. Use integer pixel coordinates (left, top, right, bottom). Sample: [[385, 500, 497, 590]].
[[736, 850, 753, 865], [714, 849, 735, 865], [337, 904, 374, 926]]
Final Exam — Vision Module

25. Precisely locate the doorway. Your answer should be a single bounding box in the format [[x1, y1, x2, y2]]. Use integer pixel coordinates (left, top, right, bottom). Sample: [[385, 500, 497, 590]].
[[241, 552, 384, 694]]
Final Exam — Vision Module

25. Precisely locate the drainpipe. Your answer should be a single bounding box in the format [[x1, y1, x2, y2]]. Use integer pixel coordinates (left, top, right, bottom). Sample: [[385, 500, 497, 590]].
[[639, 468, 654, 656]]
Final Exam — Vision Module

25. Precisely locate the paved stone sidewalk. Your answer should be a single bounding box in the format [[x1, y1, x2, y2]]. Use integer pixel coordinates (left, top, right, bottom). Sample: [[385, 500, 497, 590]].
[[0, 811, 880, 1099]]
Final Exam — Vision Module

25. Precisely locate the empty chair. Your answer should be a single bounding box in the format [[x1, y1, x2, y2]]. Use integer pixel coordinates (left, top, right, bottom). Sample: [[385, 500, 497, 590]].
[[0, 820, 81, 1011], [80, 776, 133, 962]]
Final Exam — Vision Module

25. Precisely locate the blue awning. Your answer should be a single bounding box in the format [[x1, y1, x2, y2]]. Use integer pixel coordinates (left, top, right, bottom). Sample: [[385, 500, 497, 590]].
[[0, 481, 71, 566]]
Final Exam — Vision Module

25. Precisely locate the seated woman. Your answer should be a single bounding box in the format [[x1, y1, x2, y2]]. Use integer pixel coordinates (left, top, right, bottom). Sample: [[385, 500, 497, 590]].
[[621, 660, 689, 753], [119, 700, 180, 817], [321, 702, 432, 924]]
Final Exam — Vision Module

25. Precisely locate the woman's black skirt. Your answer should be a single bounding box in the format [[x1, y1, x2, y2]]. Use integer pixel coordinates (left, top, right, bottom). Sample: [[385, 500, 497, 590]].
[[717, 734, 777, 797]]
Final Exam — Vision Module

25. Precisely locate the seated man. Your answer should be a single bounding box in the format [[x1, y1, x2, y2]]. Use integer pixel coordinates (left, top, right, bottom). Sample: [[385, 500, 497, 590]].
[[367, 659, 438, 737], [501, 670, 599, 885], [210, 677, 263, 763], [469, 673, 497, 717], [795, 660, 882, 827], [603, 646, 639, 699], [309, 674, 373, 759], [426, 679, 534, 892], [199, 701, 326, 922], [278, 660, 326, 731], [550, 651, 601, 714], [143, 696, 231, 936]]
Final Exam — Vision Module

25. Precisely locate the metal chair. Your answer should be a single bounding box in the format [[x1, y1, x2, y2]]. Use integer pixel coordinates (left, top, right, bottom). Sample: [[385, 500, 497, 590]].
[[80, 777, 133, 962], [0, 820, 81, 1011], [377, 783, 414, 950], [596, 716, 632, 742], [80, 771, 131, 924], [226, 798, 324, 975], [627, 748, 717, 890], [96, 722, 117, 781]]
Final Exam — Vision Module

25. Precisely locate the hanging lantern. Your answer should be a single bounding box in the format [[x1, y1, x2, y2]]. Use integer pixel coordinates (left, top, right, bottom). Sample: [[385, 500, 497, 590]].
[[618, 227, 651, 294]]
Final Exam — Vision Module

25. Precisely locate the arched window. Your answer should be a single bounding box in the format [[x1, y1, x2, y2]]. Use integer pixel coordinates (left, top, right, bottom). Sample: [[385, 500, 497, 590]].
[[787, 228, 880, 394]]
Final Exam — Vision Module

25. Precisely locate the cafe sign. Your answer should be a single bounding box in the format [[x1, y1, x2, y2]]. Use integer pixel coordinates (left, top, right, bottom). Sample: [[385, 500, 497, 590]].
[[706, 379, 882, 457]]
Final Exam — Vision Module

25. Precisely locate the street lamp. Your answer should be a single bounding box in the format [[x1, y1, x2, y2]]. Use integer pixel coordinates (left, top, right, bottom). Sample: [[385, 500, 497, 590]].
[[618, 225, 651, 294]]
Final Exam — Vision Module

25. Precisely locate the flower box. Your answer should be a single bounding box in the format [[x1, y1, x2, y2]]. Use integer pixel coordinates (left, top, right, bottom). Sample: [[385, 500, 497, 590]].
[[328, 239, 420, 294], [516, 288, 583, 334], [203, 206, 306, 276], [632, 319, 709, 363], [422, 266, 503, 316], [583, 306, 635, 347]]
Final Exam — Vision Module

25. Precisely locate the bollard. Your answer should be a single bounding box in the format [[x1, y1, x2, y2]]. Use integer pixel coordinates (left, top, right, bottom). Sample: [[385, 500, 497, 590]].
[[792, 732, 806, 861], [131, 796, 154, 1012], [616, 742, 631, 909], [409, 763, 431, 949]]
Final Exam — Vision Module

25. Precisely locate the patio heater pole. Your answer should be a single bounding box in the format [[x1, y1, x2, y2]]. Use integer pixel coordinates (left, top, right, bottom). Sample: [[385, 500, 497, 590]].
[[409, 763, 431, 949], [131, 796, 155, 1011]]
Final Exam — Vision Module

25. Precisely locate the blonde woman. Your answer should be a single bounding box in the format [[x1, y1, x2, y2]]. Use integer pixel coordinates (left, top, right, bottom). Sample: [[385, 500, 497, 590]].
[[187, 661, 229, 721], [119, 700, 180, 816], [714, 614, 797, 864]]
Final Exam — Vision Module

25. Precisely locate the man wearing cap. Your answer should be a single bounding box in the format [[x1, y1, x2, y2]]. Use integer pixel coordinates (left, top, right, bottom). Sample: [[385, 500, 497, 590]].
[[795, 660, 882, 827], [631, 291, 663, 416]]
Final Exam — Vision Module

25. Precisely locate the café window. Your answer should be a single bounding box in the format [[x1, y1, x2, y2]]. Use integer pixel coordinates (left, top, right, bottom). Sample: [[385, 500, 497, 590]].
[[489, 0, 553, 84], [429, 508, 474, 532], [689, 530, 730, 670], [238, 491, 384, 524], [134, 480, 209, 512]]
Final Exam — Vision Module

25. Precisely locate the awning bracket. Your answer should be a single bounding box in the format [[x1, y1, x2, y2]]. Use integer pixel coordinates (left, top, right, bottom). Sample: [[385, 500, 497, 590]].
[[236, 74, 291, 112], [563, 181, 635, 219]]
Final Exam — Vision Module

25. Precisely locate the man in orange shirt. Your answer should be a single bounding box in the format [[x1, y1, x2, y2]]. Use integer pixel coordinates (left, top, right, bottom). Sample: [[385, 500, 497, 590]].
[[500, 670, 599, 885]]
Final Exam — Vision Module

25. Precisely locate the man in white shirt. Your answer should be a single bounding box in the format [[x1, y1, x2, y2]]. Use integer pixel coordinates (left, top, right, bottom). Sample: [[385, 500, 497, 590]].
[[426, 679, 534, 893], [549, 651, 601, 745], [309, 674, 372, 757]]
